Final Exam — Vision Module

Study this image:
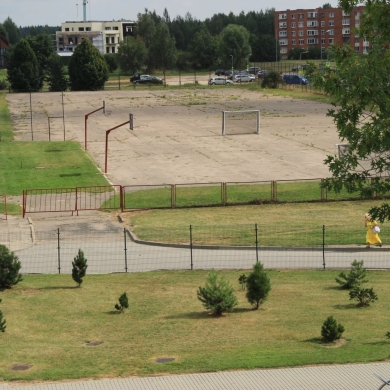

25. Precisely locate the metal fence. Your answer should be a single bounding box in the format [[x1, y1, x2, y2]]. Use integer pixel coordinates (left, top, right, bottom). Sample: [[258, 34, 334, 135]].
[[2, 224, 389, 275]]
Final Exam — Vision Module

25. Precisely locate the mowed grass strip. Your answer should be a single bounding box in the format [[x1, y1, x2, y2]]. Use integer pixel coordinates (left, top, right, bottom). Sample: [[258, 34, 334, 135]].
[[0, 141, 109, 196], [0, 270, 389, 381], [127, 200, 389, 246]]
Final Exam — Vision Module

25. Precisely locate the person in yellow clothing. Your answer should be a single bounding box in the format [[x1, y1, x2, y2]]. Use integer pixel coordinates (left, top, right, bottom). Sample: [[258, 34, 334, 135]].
[[365, 213, 382, 248]]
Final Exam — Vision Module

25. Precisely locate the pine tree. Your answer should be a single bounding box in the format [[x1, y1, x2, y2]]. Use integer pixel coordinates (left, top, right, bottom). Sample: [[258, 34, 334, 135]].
[[0, 298, 6, 332], [246, 262, 271, 309], [321, 316, 344, 343], [197, 270, 238, 316], [0, 244, 22, 290], [115, 292, 129, 313], [335, 260, 368, 289], [72, 249, 88, 287]]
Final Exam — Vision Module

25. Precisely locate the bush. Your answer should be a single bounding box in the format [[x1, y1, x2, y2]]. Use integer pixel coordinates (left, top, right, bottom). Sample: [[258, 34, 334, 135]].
[[238, 274, 247, 290], [349, 286, 378, 307], [0, 80, 8, 90], [197, 270, 238, 316], [321, 316, 345, 342], [115, 292, 129, 313], [245, 262, 271, 309], [0, 244, 22, 290], [0, 298, 6, 332], [261, 71, 280, 89], [335, 260, 368, 289], [72, 249, 88, 287]]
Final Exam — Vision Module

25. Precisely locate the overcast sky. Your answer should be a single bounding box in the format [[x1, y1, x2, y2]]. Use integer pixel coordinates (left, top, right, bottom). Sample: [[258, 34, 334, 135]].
[[3, 0, 340, 27]]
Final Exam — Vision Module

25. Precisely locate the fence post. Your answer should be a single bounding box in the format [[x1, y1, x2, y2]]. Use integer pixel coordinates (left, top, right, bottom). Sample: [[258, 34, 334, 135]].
[[124, 228, 128, 273], [57, 228, 61, 274], [190, 224, 193, 270], [255, 223, 259, 263], [322, 225, 326, 270]]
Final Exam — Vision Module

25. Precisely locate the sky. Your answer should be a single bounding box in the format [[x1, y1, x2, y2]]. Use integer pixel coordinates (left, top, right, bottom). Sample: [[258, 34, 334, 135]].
[[2, 0, 340, 27]]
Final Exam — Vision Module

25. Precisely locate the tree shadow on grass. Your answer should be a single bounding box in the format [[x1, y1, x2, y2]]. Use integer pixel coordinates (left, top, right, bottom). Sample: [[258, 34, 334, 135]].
[[106, 310, 123, 315], [38, 286, 79, 290], [332, 303, 357, 310]]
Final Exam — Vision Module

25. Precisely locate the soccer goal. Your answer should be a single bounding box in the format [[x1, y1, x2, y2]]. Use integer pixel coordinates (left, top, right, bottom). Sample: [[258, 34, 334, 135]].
[[222, 110, 260, 136]]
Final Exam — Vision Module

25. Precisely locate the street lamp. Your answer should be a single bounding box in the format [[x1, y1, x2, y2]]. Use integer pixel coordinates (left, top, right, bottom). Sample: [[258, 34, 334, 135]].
[[230, 54, 234, 74], [321, 30, 331, 61], [300, 50, 309, 61]]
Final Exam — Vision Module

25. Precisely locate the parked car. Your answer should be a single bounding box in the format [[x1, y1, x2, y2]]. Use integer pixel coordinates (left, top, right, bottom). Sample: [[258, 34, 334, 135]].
[[208, 77, 234, 85], [234, 74, 253, 82], [283, 73, 308, 85], [248, 67, 261, 74], [257, 70, 269, 79], [291, 64, 310, 72], [130, 73, 142, 83], [134, 76, 163, 85], [215, 69, 229, 76]]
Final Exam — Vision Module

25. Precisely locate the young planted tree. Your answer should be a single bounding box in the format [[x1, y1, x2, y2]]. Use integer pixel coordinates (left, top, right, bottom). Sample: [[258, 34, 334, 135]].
[[321, 316, 345, 343], [349, 286, 378, 307], [245, 262, 271, 310], [0, 244, 22, 290], [197, 270, 238, 316], [335, 260, 368, 289], [72, 249, 88, 287], [238, 274, 247, 291], [115, 292, 129, 313], [0, 298, 6, 332], [46, 52, 68, 91]]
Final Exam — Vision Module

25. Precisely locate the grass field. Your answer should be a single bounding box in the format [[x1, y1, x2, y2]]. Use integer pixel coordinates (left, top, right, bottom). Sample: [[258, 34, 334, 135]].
[[0, 270, 389, 381]]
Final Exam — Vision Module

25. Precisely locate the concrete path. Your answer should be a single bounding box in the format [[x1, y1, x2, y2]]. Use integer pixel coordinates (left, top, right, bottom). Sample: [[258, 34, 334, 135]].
[[1, 362, 390, 389]]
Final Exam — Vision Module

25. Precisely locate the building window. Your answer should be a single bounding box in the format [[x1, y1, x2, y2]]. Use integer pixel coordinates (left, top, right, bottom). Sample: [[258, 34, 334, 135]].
[[298, 22, 304, 27], [321, 38, 325, 44], [355, 20, 360, 26], [113, 26, 118, 30], [342, 19, 350, 25], [307, 38, 318, 44], [279, 22, 287, 28], [307, 12, 317, 18], [279, 13, 287, 19], [281, 48, 288, 54], [329, 38, 334, 43], [329, 12, 334, 17], [291, 22, 296, 27], [112, 47, 115, 53], [307, 30, 318, 36], [78, 27, 84, 31], [342, 28, 350, 34], [299, 30, 304, 36], [320, 12, 325, 18], [105, 27, 111, 30], [298, 13, 304, 19], [106, 37, 109, 44], [106, 47, 109, 53], [126, 26, 133, 32], [65, 28, 69, 31], [307, 21, 318, 27], [279, 31, 287, 37], [328, 21, 334, 26], [328, 29, 335, 35], [292, 39, 296, 45], [279, 39, 288, 45], [298, 39, 304, 45], [291, 14, 295, 18], [321, 21, 325, 26], [111, 37, 115, 43], [86, 27, 91, 31], [342, 11, 350, 16], [292, 31, 296, 36]]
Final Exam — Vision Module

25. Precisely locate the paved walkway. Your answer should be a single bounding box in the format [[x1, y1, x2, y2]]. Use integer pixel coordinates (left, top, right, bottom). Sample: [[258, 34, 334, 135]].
[[1, 362, 390, 389]]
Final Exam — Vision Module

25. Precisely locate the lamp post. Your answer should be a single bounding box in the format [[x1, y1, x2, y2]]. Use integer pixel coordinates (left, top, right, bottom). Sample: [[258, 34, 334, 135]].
[[230, 54, 234, 74], [300, 50, 309, 61], [321, 30, 331, 61]]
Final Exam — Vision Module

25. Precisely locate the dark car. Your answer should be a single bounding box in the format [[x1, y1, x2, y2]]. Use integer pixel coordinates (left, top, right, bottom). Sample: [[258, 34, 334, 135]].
[[134, 76, 163, 85], [248, 67, 261, 74], [215, 69, 226, 76], [257, 70, 270, 79], [130, 73, 141, 83]]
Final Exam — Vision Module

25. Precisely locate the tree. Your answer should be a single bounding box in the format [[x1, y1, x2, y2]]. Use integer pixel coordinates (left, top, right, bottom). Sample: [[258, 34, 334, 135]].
[[262, 71, 280, 89], [238, 274, 247, 290], [72, 249, 88, 287], [335, 260, 368, 289], [3, 17, 20, 45], [310, 0, 390, 222], [136, 11, 156, 72], [217, 24, 251, 70], [103, 53, 118, 73], [115, 292, 129, 313], [46, 52, 68, 91], [26, 34, 55, 81], [0, 298, 5, 332], [117, 36, 147, 75], [0, 245, 22, 290], [149, 23, 177, 79], [197, 270, 238, 316], [349, 286, 378, 307], [68, 39, 109, 91], [0, 24, 7, 41], [321, 316, 345, 342], [245, 262, 271, 309], [6, 39, 42, 92], [188, 28, 216, 69]]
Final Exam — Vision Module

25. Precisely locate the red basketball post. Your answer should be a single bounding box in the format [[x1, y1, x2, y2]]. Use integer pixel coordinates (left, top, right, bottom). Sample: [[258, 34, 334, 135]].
[[84, 101, 106, 150], [105, 114, 133, 174]]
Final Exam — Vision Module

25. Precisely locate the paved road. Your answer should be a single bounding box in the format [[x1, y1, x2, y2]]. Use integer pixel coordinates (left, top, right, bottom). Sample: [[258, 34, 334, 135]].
[[1, 362, 390, 389]]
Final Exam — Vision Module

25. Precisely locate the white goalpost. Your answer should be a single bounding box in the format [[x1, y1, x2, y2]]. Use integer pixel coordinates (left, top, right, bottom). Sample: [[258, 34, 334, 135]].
[[222, 110, 260, 136]]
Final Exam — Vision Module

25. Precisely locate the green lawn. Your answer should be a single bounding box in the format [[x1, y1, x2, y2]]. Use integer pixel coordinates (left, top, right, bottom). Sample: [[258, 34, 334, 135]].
[[0, 270, 388, 381]]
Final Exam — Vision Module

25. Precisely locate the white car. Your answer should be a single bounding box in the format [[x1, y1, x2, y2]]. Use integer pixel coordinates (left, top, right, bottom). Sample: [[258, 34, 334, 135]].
[[234, 74, 254, 82], [208, 77, 234, 85]]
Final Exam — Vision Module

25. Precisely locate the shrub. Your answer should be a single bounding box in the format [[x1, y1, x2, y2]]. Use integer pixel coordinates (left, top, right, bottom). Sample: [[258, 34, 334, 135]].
[[261, 71, 280, 88], [349, 286, 378, 307], [0, 244, 22, 290], [197, 270, 238, 316], [72, 249, 88, 287], [0, 80, 8, 90], [238, 274, 247, 290], [245, 262, 271, 309], [115, 292, 129, 313], [335, 260, 368, 289], [321, 316, 345, 342], [0, 298, 6, 332]]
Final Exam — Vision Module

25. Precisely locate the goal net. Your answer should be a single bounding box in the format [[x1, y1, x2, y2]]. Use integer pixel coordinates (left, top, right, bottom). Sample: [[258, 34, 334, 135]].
[[222, 110, 260, 136]]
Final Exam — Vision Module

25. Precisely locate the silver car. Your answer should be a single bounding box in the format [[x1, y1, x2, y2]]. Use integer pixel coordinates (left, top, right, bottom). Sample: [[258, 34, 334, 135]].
[[233, 73, 254, 82], [208, 77, 233, 85]]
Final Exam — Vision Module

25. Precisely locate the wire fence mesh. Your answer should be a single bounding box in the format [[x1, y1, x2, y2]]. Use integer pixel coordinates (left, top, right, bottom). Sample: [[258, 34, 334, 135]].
[[1, 224, 389, 274]]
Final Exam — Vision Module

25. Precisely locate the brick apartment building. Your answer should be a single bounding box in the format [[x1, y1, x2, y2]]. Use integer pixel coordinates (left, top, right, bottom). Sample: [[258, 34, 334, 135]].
[[274, 7, 368, 59]]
